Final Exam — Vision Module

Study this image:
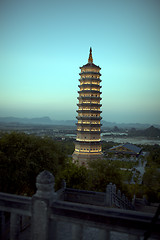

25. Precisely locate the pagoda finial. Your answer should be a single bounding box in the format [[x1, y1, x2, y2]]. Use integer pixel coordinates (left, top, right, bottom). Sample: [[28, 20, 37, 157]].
[[88, 47, 93, 63]]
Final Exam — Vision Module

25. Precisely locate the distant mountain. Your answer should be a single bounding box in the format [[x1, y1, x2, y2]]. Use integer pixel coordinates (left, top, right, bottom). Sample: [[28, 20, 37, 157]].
[[144, 126, 160, 137], [51, 119, 76, 126], [0, 117, 77, 126], [102, 120, 155, 129], [128, 126, 160, 137], [0, 117, 159, 129], [0, 116, 53, 125]]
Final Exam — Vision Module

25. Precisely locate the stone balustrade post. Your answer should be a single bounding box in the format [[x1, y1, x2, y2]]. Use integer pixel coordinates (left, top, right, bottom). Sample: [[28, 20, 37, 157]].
[[61, 179, 66, 189], [106, 183, 112, 207], [112, 184, 116, 206], [117, 189, 121, 208], [0, 211, 5, 239], [122, 194, 126, 209], [125, 197, 129, 209], [132, 194, 136, 206], [10, 213, 20, 240], [31, 170, 57, 240]]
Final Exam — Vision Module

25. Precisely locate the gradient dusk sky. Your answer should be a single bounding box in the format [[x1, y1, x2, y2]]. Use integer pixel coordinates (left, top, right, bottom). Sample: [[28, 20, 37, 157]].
[[0, 0, 160, 124]]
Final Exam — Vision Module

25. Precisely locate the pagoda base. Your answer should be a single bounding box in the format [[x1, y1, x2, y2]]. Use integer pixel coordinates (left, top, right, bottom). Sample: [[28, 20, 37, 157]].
[[72, 151, 103, 166]]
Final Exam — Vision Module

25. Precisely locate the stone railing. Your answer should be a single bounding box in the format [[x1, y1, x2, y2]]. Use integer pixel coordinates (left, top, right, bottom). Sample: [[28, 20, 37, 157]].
[[63, 183, 134, 210], [106, 182, 134, 209], [0, 170, 160, 240]]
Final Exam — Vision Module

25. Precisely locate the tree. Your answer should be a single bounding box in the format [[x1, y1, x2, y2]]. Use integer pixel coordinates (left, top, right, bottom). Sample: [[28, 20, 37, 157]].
[[88, 159, 125, 193], [0, 132, 67, 195], [55, 160, 89, 191], [143, 167, 160, 202]]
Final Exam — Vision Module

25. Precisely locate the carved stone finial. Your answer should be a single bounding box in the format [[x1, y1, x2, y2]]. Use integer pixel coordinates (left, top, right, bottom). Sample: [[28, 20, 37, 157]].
[[36, 170, 54, 185], [35, 171, 56, 202]]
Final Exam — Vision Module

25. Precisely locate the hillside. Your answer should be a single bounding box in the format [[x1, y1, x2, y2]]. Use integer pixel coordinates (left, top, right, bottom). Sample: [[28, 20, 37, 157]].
[[128, 126, 160, 138]]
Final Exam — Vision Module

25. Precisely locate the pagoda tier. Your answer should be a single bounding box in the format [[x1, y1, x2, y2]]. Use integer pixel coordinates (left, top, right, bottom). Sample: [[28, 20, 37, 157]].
[[79, 71, 101, 75], [78, 90, 102, 94], [76, 123, 102, 127], [77, 103, 102, 107], [76, 116, 102, 121], [79, 78, 102, 82], [77, 110, 102, 114], [72, 48, 103, 165], [75, 140, 102, 144], [78, 84, 102, 89], [77, 96, 102, 101], [76, 131, 102, 134]]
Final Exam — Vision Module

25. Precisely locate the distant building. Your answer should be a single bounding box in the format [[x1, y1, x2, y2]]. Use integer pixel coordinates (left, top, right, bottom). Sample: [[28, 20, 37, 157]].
[[72, 48, 103, 164], [109, 143, 142, 156]]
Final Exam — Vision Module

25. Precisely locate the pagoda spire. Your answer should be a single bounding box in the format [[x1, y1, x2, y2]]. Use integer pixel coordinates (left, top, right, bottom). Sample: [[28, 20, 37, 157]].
[[88, 47, 93, 63]]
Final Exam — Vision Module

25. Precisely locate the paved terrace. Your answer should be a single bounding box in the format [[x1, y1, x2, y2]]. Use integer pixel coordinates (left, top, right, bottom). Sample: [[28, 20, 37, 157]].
[[0, 170, 160, 240]]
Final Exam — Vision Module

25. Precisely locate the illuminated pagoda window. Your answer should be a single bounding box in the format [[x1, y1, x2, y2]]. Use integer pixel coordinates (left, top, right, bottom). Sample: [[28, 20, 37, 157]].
[[72, 48, 103, 165]]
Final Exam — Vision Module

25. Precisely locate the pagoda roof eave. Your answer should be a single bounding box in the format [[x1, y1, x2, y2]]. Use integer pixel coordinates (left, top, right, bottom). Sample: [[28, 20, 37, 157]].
[[79, 72, 101, 76], [77, 109, 102, 113], [76, 130, 101, 134], [79, 78, 102, 82], [80, 63, 101, 70], [75, 140, 102, 145], [78, 90, 102, 94], [76, 123, 102, 127], [76, 116, 102, 120], [77, 103, 102, 107], [78, 96, 102, 100], [78, 84, 102, 88]]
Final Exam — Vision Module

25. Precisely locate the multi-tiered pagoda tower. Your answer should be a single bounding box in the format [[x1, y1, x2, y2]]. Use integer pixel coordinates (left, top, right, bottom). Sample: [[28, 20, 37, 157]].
[[72, 48, 103, 165]]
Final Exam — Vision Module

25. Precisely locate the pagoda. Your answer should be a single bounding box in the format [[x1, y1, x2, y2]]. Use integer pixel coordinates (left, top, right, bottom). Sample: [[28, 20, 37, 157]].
[[72, 48, 103, 165]]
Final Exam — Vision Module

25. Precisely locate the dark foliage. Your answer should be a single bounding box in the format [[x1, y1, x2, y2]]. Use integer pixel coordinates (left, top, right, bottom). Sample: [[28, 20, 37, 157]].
[[0, 132, 160, 203], [0, 132, 66, 195]]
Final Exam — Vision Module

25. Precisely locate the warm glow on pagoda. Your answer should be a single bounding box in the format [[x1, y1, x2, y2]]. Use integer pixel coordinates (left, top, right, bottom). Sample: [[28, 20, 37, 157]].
[[72, 48, 103, 165]]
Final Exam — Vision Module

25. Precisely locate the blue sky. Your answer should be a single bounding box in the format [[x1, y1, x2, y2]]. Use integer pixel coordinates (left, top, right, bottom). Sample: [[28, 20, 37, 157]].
[[0, 0, 160, 124]]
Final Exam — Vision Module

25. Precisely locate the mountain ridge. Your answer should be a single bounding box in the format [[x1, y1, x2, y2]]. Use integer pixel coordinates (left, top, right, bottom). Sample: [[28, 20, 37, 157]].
[[0, 116, 159, 129]]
